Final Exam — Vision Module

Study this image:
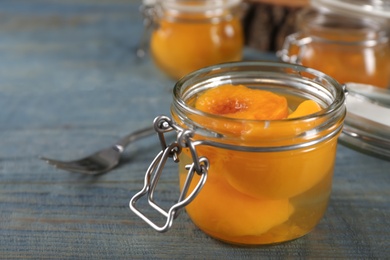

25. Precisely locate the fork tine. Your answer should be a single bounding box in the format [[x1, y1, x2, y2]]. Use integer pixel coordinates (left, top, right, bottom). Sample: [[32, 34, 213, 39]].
[[40, 157, 81, 167], [40, 156, 108, 175], [40, 156, 93, 167], [40, 156, 66, 166], [40, 156, 84, 170]]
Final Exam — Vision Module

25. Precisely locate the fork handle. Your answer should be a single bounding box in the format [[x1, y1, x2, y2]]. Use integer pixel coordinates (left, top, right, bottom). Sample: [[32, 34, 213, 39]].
[[114, 126, 156, 152]]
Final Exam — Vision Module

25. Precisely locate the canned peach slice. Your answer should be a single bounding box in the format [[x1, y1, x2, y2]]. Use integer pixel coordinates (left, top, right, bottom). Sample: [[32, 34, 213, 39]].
[[288, 100, 322, 119], [193, 84, 323, 143], [179, 154, 294, 240], [195, 84, 289, 120]]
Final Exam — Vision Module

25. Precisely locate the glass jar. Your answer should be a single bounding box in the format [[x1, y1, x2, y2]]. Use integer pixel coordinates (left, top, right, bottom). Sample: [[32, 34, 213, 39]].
[[130, 61, 346, 245], [148, 0, 244, 80], [278, 4, 390, 89]]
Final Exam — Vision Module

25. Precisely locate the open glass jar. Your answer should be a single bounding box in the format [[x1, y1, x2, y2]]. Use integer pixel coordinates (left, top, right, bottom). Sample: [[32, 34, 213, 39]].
[[278, 1, 390, 89], [146, 0, 244, 80], [130, 61, 346, 245]]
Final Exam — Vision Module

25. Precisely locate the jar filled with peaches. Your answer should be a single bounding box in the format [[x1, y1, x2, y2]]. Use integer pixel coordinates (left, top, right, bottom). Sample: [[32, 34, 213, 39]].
[[278, 3, 390, 89], [130, 61, 346, 245], [146, 0, 244, 80]]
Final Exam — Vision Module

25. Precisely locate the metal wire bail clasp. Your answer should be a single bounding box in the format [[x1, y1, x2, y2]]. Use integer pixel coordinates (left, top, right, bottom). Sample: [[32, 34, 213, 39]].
[[129, 115, 209, 232], [136, 0, 158, 58], [276, 32, 312, 64]]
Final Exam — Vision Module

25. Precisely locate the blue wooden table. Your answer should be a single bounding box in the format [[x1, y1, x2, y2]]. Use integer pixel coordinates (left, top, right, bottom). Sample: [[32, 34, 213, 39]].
[[0, 1, 389, 258]]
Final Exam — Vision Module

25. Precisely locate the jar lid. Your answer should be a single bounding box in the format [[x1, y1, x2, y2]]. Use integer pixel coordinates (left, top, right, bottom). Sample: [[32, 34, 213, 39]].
[[158, 0, 241, 13], [311, 0, 390, 19], [341, 83, 390, 160]]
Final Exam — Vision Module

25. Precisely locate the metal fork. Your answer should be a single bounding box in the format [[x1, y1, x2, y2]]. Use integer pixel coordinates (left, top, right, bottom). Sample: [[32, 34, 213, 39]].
[[40, 126, 156, 175]]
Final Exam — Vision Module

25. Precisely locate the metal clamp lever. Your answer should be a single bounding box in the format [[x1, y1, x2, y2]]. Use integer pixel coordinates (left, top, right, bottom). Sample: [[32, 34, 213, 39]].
[[129, 116, 209, 232]]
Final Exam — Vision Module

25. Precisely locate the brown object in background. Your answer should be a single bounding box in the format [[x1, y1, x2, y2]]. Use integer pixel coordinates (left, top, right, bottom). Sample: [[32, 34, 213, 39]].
[[243, 0, 309, 52]]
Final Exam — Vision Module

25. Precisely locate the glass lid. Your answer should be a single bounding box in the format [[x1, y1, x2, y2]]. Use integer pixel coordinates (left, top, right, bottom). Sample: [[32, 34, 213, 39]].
[[340, 83, 390, 160], [311, 0, 390, 19]]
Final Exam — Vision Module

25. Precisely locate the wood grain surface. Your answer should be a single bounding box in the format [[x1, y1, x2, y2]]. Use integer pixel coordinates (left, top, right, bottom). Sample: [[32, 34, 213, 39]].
[[0, 0, 389, 259]]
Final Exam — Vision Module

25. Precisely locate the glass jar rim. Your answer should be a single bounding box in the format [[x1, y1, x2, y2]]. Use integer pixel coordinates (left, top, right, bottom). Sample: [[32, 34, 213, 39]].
[[159, 0, 241, 13], [297, 7, 389, 45], [171, 61, 346, 150], [152, 0, 243, 22], [311, 0, 390, 19], [173, 61, 345, 123]]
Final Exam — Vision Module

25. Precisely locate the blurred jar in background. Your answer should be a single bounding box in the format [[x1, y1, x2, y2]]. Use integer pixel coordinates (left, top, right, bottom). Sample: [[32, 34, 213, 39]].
[[278, 2, 390, 89], [148, 0, 244, 80]]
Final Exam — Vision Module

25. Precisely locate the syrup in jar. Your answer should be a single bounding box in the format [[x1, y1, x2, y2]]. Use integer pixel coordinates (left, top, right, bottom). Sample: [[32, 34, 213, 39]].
[[278, 4, 390, 89], [147, 0, 244, 80]]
